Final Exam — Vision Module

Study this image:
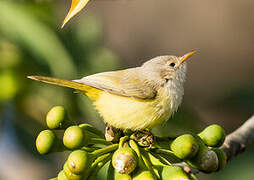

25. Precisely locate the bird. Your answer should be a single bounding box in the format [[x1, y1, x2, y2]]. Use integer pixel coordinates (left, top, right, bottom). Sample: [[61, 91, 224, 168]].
[[28, 50, 196, 131]]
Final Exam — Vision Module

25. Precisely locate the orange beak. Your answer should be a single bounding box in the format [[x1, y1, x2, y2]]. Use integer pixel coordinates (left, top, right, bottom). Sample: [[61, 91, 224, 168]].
[[178, 50, 196, 67]]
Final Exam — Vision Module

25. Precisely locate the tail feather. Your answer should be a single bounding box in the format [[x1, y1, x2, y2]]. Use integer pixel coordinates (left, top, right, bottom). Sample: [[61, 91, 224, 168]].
[[27, 76, 91, 92]]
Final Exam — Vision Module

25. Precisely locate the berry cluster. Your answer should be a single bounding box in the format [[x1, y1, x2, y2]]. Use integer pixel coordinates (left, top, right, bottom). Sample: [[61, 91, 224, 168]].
[[36, 106, 227, 180]]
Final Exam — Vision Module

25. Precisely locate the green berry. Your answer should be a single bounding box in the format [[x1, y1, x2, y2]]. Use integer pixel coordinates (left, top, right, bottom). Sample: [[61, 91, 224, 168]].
[[57, 170, 69, 180], [170, 134, 199, 159], [199, 150, 219, 172], [187, 136, 219, 172], [133, 170, 156, 180], [198, 124, 226, 147], [63, 126, 86, 149], [67, 150, 89, 174], [36, 130, 55, 154], [212, 148, 227, 171], [161, 166, 190, 180], [114, 172, 132, 180], [63, 162, 82, 180], [112, 147, 138, 174], [46, 106, 71, 129]]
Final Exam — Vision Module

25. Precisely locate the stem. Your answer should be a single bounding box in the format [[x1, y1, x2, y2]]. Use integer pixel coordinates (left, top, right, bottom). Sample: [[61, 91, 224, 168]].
[[148, 151, 171, 166], [85, 144, 117, 179], [81, 146, 99, 152], [153, 138, 173, 150], [91, 144, 118, 158], [92, 153, 112, 167], [87, 153, 112, 180], [119, 136, 129, 148], [79, 123, 105, 138], [156, 136, 175, 142], [89, 138, 112, 146], [52, 139, 68, 153], [221, 115, 254, 161], [141, 150, 160, 179], [129, 140, 141, 157], [107, 161, 115, 180], [129, 139, 147, 169], [155, 149, 182, 163]]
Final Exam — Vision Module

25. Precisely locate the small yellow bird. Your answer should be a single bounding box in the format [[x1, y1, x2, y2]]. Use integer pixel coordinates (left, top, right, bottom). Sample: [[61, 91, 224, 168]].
[[28, 51, 195, 131]]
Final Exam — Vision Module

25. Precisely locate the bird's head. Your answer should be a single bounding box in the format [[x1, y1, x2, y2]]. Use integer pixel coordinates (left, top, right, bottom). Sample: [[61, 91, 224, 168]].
[[141, 50, 196, 87]]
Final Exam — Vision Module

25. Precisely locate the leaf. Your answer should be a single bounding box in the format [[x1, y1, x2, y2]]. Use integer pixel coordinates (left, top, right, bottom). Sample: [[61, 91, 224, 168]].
[[0, 1, 76, 78], [62, 0, 91, 28]]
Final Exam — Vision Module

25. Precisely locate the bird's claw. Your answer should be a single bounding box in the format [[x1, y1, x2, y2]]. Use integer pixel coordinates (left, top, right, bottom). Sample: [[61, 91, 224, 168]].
[[130, 129, 155, 148]]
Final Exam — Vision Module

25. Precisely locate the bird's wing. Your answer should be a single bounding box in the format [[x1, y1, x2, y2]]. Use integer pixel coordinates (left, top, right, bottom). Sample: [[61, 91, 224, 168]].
[[75, 69, 156, 99]]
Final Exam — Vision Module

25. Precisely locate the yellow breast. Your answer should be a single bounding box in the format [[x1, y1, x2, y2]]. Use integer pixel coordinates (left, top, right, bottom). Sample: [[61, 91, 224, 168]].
[[92, 87, 173, 130]]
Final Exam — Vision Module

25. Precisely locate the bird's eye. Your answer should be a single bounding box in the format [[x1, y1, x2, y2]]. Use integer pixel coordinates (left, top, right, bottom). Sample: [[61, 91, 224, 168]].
[[169, 62, 175, 67]]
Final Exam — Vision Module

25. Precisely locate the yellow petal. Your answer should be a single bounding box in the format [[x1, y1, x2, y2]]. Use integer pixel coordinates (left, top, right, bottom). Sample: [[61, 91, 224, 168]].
[[62, 0, 91, 28]]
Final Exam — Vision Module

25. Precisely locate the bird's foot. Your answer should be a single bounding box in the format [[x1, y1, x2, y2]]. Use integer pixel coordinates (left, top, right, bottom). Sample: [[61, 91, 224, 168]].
[[105, 126, 155, 148], [105, 125, 122, 143], [130, 129, 155, 148]]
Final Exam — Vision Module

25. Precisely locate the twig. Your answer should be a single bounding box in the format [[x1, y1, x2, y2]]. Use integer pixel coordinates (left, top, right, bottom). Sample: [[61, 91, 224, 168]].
[[221, 115, 254, 161], [173, 162, 199, 175]]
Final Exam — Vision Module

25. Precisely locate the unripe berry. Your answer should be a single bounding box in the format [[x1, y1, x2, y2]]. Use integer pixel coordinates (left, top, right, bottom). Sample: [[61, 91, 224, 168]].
[[112, 147, 138, 174], [63, 162, 82, 180], [57, 170, 68, 180], [170, 134, 199, 159], [63, 126, 87, 149], [46, 106, 73, 129], [161, 166, 190, 180], [198, 124, 226, 147], [187, 136, 218, 172], [36, 130, 55, 154], [67, 150, 89, 174], [133, 170, 156, 180], [212, 148, 227, 171], [114, 172, 132, 180]]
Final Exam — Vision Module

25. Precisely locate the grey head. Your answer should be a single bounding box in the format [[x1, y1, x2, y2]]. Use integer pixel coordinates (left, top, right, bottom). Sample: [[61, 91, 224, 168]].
[[139, 50, 196, 87]]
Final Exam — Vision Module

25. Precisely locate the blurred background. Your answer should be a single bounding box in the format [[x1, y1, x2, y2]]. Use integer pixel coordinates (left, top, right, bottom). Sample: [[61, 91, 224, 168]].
[[0, 0, 253, 179]]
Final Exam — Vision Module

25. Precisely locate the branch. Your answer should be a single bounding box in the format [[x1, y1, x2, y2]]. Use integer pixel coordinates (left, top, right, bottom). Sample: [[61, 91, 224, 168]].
[[221, 115, 254, 161]]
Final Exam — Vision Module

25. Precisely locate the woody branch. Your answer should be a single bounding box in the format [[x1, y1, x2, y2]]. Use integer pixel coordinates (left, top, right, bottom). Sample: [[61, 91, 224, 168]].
[[221, 115, 254, 161]]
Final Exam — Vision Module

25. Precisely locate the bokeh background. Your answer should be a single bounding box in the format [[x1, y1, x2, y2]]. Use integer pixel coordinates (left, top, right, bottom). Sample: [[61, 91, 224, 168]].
[[0, 0, 254, 179]]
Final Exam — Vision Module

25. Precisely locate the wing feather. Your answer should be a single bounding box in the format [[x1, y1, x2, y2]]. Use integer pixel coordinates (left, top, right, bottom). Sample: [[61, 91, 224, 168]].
[[75, 68, 156, 99]]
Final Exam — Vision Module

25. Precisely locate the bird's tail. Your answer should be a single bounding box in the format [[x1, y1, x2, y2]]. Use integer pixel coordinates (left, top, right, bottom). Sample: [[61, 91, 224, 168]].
[[27, 76, 92, 92]]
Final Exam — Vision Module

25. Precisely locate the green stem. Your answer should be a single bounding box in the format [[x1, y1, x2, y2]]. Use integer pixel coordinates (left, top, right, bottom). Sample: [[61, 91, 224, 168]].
[[91, 144, 118, 158], [129, 139, 147, 170], [48, 178, 57, 180], [141, 150, 160, 179], [155, 149, 181, 163], [83, 153, 112, 180], [81, 146, 100, 152], [156, 136, 175, 142], [119, 136, 129, 148], [79, 123, 105, 138], [153, 141, 171, 150], [148, 151, 171, 166], [87, 153, 112, 180], [89, 138, 112, 146], [52, 144, 68, 153], [51, 135, 67, 153], [107, 161, 115, 180], [129, 140, 141, 157], [92, 153, 112, 167], [190, 173, 198, 180]]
